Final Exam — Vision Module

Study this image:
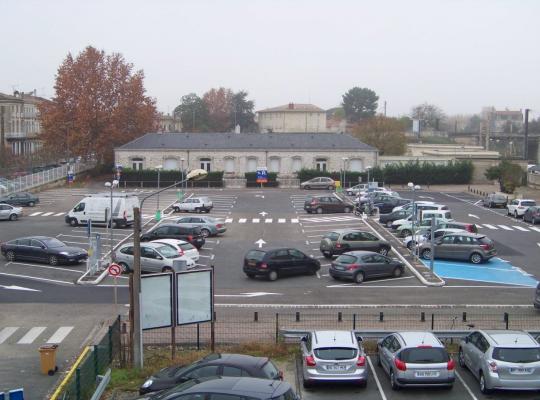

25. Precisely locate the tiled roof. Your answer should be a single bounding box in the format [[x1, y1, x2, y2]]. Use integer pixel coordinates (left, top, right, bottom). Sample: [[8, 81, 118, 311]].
[[257, 103, 325, 113]]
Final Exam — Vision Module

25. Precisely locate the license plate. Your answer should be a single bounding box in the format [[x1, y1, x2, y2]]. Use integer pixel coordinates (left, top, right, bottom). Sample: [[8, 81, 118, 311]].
[[510, 368, 533, 374], [248, 261, 256, 266], [414, 370, 440, 378], [334, 266, 345, 270], [326, 365, 347, 371]]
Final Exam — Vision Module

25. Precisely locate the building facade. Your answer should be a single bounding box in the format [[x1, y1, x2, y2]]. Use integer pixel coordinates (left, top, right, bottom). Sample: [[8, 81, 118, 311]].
[[158, 113, 182, 132], [257, 103, 327, 133], [115, 132, 377, 177], [0, 91, 46, 155]]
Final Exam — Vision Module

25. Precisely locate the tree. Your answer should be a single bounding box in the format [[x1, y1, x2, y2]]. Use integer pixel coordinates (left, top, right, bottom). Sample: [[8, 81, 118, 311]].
[[530, 117, 540, 134], [230, 90, 256, 132], [341, 87, 379, 122], [202, 87, 234, 132], [485, 160, 524, 193], [411, 103, 445, 130], [465, 114, 481, 132], [351, 116, 407, 155], [173, 93, 209, 132], [39, 46, 156, 164]]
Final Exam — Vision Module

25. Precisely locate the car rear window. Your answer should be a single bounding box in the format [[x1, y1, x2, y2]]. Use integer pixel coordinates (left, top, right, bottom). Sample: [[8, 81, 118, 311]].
[[399, 347, 449, 363], [493, 194, 506, 201], [323, 232, 340, 241], [478, 237, 493, 245], [314, 347, 358, 360], [157, 245, 179, 259], [335, 255, 357, 264], [261, 360, 280, 379], [522, 201, 536, 207], [492, 347, 540, 363], [179, 243, 195, 251], [246, 250, 266, 261]]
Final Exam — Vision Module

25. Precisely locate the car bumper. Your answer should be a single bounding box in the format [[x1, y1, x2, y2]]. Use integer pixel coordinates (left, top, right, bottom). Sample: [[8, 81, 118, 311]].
[[61, 255, 88, 263], [487, 375, 540, 390], [396, 376, 455, 386], [243, 266, 270, 277], [303, 368, 368, 383], [216, 227, 227, 234], [329, 268, 354, 280]]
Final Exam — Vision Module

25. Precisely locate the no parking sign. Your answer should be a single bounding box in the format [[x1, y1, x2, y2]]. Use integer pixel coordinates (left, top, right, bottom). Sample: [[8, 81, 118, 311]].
[[108, 263, 122, 277]]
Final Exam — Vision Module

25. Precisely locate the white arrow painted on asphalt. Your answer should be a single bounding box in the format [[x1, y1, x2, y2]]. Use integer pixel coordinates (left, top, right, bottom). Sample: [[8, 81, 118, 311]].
[[255, 194, 265, 199], [255, 239, 266, 248], [215, 292, 282, 298], [468, 214, 480, 219], [259, 211, 268, 217], [0, 284, 41, 292], [418, 195, 434, 200]]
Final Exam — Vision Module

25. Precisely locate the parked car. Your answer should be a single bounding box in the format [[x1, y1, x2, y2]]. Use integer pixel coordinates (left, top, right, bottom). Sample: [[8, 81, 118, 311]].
[[319, 229, 391, 258], [523, 206, 540, 224], [1, 236, 87, 265], [304, 194, 353, 214], [483, 193, 508, 208], [0, 204, 23, 221], [136, 376, 298, 400], [418, 232, 496, 264], [300, 177, 336, 190], [392, 201, 439, 213], [373, 198, 411, 214], [172, 196, 213, 213], [330, 251, 404, 283], [377, 331, 455, 390], [345, 183, 369, 196], [507, 199, 536, 218], [243, 248, 320, 281], [459, 330, 540, 393], [403, 228, 465, 251], [139, 353, 282, 394], [0, 192, 39, 207], [357, 191, 401, 206], [396, 217, 453, 237], [379, 209, 412, 228], [66, 193, 139, 228], [173, 216, 226, 237], [116, 242, 195, 273], [140, 224, 205, 249], [150, 239, 199, 262], [300, 330, 368, 388], [534, 282, 540, 309]]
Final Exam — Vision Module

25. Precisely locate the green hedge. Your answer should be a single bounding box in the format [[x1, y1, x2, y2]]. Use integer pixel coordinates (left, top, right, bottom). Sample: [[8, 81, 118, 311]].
[[245, 172, 279, 187], [120, 169, 224, 188]]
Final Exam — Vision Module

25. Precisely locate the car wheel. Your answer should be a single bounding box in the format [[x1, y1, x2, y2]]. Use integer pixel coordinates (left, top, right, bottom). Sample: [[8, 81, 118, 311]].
[[390, 370, 400, 391], [162, 266, 173, 273], [458, 348, 466, 368], [69, 218, 78, 227], [173, 207, 180, 212], [470, 252, 483, 264], [421, 249, 432, 260], [201, 228, 211, 238], [507, 208, 511, 216], [49, 255, 59, 266], [354, 272, 365, 284], [9, 214, 17, 221], [376, 352, 382, 366], [401, 229, 411, 237], [245, 273, 255, 279], [489, 202, 494, 208], [195, 207, 202, 213], [28, 201, 35, 207], [479, 372, 492, 394], [5, 250, 15, 261], [118, 262, 131, 274], [386, 221, 393, 228], [514, 210, 519, 218], [302, 377, 312, 389], [323, 253, 333, 259], [305, 185, 311, 190], [328, 185, 334, 190], [379, 247, 389, 256], [316, 207, 323, 214], [392, 267, 403, 278], [268, 270, 278, 281], [344, 206, 351, 213], [407, 241, 415, 250], [306, 266, 318, 275]]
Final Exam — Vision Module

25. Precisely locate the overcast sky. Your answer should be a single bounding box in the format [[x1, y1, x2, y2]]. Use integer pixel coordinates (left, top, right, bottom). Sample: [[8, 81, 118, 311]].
[[2, 0, 539, 117]]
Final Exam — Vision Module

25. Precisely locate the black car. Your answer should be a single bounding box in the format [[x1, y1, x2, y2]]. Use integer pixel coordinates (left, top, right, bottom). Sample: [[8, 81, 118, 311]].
[[0, 236, 88, 265], [379, 209, 411, 228], [137, 376, 298, 400], [304, 195, 353, 214], [243, 248, 320, 281], [139, 353, 282, 394], [482, 193, 508, 208], [372, 198, 411, 214], [0, 192, 39, 207], [140, 224, 205, 249], [329, 251, 404, 284]]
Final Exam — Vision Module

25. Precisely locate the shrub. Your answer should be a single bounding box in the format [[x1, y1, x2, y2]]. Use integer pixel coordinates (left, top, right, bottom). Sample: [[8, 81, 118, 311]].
[[120, 169, 224, 188]]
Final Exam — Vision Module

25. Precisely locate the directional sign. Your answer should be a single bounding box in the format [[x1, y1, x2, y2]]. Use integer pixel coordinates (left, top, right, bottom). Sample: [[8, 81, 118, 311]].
[[256, 167, 268, 183], [259, 211, 268, 217], [255, 238, 266, 248], [108, 263, 122, 277]]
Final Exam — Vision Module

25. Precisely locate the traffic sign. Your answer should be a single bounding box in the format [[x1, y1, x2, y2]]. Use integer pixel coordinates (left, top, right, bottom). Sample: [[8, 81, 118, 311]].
[[256, 167, 268, 183], [108, 263, 122, 277]]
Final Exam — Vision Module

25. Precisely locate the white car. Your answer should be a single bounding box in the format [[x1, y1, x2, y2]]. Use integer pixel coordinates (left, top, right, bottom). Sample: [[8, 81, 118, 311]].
[[403, 228, 465, 250], [392, 201, 435, 213], [507, 199, 536, 218], [151, 239, 199, 262], [172, 196, 213, 213]]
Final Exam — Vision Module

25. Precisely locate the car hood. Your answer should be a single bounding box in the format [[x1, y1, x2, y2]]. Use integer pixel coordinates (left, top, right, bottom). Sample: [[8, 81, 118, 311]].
[[56, 246, 87, 254]]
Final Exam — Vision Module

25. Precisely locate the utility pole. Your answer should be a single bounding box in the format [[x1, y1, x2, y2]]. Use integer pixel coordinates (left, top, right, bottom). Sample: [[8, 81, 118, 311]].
[[0, 106, 5, 168], [524, 109, 530, 161], [131, 207, 143, 368], [383, 101, 387, 117]]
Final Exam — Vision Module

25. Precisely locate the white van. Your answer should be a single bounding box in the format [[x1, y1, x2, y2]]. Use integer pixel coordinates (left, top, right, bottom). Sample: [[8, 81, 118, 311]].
[[65, 193, 140, 228], [420, 209, 452, 221]]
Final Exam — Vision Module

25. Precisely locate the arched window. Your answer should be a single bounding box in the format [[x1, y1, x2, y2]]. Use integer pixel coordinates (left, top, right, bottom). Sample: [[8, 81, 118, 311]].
[[224, 158, 235, 173], [269, 157, 281, 173], [292, 157, 302, 172], [200, 158, 211, 172], [247, 157, 257, 172], [315, 158, 327, 172]]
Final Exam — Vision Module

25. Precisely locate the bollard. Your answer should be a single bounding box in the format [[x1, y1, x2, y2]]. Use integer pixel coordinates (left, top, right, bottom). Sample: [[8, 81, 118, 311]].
[[379, 312, 384, 322], [254, 312, 259, 322], [338, 312, 342, 323], [462, 312, 467, 322], [421, 312, 425, 322], [353, 314, 356, 330], [213, 311, 217, 322], [504, 312, 509, 330], [275, 313, 279, 343], [296, 312, 300, 322], [431, 314, 435, 330]]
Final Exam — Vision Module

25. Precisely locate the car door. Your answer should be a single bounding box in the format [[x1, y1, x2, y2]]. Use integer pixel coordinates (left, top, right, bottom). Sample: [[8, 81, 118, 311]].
[[452, 235, 474, 260], [149, 226, 170, 240], [508, 199, 518, 213], [14, 238, 32, 260], [359, 255, 379, 278], [288, 249, 311, 274], [30, 239, 48, 262], [435, 235, 456, 259], [358, 232, 381, 252], [140, 246, 162, 272], [368, 254, 390, 277], [0, 204, 10, 220], [268, 249, 291, 275], [468, 333, 488, 378]]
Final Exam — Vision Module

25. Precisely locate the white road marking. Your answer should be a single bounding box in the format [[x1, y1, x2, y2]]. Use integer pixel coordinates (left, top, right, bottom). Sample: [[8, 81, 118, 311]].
[[455, 370, 479, 400], [239, 218, 247, 223], [17, 327, 46, 344], [265, 218, 273, 223], [29, 212, 43, 216], [367, 356, 387, 400], [475, 224, 483, 228], [46, 326, 74, 344], [316, 272, 321, 279], [512, 226, 529, 231], [497, 225, 513, 230], [0, 272, 75, 285], [482, 224, 498, 230], [225, 218, 233, 223], [0, 327, 19, 344], [54, 212, 65, 216], [41, 212, 54, 216], [7, 262, 84, 274], [278, 218, 286, 223], [531, 227, 540, 232], [291, 218, 299, 223], [252, 218, 260, 223], [361, 276, 415, 284], [307, 234, 323, 238]]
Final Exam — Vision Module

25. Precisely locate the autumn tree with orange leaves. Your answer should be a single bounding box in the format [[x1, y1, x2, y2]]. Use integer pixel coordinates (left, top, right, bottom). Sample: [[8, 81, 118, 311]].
[[39, 46, 157, 164]]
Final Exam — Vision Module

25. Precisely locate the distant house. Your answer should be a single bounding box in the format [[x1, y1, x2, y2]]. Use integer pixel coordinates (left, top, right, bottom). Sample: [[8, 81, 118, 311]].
[[257, 103, 327, 133], [481, 107, 523, 134], [158, 113, 182, 133]]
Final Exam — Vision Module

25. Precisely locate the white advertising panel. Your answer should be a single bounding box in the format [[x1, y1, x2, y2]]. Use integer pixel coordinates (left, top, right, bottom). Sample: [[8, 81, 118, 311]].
[[177, 269, 213, 325], [141, 274, 173, 330]]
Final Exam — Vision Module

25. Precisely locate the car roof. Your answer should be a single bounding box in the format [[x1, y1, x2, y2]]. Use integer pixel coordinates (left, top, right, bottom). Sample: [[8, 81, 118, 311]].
[[518, 199, 536, 202], [481, 330, 539, 347], [443, 231, 483, 238], [328, 228, 366, 234], [179, 376, 285, 396], [122, 242, 163, 249], [395, 331, 442, 347], [312, 330, 357, 347], [16, 236, 53, 240], [151, 238, 188, 245], [342, 251, 381, 257], [200, 353, 268, 368], [435, 228, 464, 233]]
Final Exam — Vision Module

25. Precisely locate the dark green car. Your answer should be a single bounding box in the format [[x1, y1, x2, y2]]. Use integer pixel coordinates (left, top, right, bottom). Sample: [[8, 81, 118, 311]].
[[0, 192, 39, 207]]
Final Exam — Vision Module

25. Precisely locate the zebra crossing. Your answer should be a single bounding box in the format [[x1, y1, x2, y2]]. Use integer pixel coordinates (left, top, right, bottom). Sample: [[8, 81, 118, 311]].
[[215, 215, 362, 224], [476, 223, 540, 233], [0, 326, 74, 345]]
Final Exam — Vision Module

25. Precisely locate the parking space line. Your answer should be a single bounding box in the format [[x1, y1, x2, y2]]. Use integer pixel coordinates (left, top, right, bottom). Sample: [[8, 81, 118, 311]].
[[512, 225, 529, 231], [265, 218, 273, 223], [307, 234, 323, 238], [366, 356, 387, 400], [278, 218, 286, 223], [239, 218, 247, 223], [291, 219, 299, 223], [252, 218, 260, 223], [0, 272, 75, 285], [54, 212, 65, 216], [7, 262, 85, 274], [497, 224, 513, 230], [29, 212, 43, 216], [455, 370, 478, 400], [225, 218, 233, 223], [530, 226, 540, 232], [41, 212, 54, 216], [17, 327, 46, 344], [482, 224, 498, 229], [361, 276, 415, 284]]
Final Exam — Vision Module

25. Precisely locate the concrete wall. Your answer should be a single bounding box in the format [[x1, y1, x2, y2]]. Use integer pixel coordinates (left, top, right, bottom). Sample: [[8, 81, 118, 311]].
[[258, 112, 327, 133]]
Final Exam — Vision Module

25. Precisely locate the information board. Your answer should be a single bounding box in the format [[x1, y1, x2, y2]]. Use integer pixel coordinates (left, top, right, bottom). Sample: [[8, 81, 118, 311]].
[[176, 269, 213, 325], [141, 273, 173, 330], [256, 167, 268, 183]]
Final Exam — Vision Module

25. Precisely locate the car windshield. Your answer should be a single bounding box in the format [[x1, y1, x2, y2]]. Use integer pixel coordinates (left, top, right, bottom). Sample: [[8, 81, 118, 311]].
[[157, 245, 180, 258], [41, 238, 66, 248], [151, 378, 202, 400], [492, 347, 540, 363], [493, 194, 506, 201], [323, 232, 340, 241], [246, 250, 266, 261], [522, 201, 536, 207], [399, 347, 449, 363], [314, 347, 358, 360], [262, 360, 280, 379], [335, 255, 357, 264]]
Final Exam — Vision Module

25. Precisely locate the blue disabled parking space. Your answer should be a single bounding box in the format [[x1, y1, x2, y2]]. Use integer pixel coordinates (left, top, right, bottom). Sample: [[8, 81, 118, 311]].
[[421, 257, 539, 287]]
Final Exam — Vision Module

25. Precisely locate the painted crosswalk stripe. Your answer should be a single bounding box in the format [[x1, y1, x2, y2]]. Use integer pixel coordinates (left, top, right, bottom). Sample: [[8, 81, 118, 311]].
[[252, 218, 260, 223], [497, 225, 513, 231], [0, 327, 18, 344], [475, 224, 483, 228], [225, 218, 233, 223], [41, 212, 54, 216], [482, 224, 498, 230], [265, 218, 273, 223], [239, 218, 247, 223], [17, 327, 46, 344], [278, 218, 286, 223], [291, 218, 299, 223], [530, 226, 540, 232], [46, 326, 74, 344], [512, 226, 529, 232], [54, 212, 65, 216], [30, 212, 43, 216]]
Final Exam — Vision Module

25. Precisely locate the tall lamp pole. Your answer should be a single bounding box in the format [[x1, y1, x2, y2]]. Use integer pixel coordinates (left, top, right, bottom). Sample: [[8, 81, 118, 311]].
[[366, 166, 372, 185], [105, 179, 119, 260], [407, 182, 421, 259], [342, 157, 349, 190], [180, 158, 185, 198], [155, 165, 163, 220]]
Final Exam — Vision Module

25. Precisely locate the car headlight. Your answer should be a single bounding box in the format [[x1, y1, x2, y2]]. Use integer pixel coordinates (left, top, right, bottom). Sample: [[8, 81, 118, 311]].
[[59, 252, 69, 256], [141, 379, 153, 388]]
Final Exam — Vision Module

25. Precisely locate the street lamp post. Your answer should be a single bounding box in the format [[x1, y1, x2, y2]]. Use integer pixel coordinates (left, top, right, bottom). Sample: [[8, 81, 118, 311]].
[[407, 182, 421, 259], [342, 157, 349, 189], [105, 179, 119, 261], [155, 165, 163, 220], [366, 166, 372, 185], [180, 158, 185, 198]]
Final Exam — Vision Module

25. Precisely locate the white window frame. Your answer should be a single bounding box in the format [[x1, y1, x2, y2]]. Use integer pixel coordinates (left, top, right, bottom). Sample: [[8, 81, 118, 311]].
[[200, 158, 211, 172], [315, 158, 327, 172], [269, 157, 281, 173], [131, 157, 144, 171], [246, 157, 258, 173], [292, 157, 302, 172]]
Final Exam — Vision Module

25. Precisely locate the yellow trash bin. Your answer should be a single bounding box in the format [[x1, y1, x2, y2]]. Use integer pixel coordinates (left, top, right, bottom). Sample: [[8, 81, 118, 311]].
[[39, 344, 58, 376]]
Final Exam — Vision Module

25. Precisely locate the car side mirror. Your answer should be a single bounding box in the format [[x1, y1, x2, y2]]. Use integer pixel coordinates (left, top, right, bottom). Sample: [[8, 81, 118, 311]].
[[355, 335, 363, 342], [301, 336, 307, 342], [41, 245, 46, 249]]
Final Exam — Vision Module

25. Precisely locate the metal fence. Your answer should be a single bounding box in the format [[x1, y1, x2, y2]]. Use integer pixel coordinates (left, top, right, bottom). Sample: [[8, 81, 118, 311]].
[[51, 316, 122, 400]]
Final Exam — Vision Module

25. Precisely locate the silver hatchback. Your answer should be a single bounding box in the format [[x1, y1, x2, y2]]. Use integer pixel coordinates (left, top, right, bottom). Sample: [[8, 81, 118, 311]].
[[377, 331, 455, 390], [300, 330, 368, 388], [459, 330, 540, 393], [0, 203, 23, 221], [115, 242, 195, 273]]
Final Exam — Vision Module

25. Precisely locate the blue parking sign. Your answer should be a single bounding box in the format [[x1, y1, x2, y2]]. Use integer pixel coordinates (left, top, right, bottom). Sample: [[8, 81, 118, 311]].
[[256, 168, 268, 183]]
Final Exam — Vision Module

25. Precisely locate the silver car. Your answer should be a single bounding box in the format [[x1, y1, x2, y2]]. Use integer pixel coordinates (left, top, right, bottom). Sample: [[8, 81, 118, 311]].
[[174, 216, 227, 237], [459, 330, 540, 393], [377, 331, 455, 390], [301, 330, 368, 388], [115, 242, 195, 273], [418, 232, 497, 264], [300, 177, 336, 190], [0, 203, 23, 221]]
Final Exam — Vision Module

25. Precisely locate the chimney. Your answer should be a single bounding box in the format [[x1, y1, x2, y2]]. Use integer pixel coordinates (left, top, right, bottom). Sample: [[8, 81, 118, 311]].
[[288, 102, 294, 110]]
